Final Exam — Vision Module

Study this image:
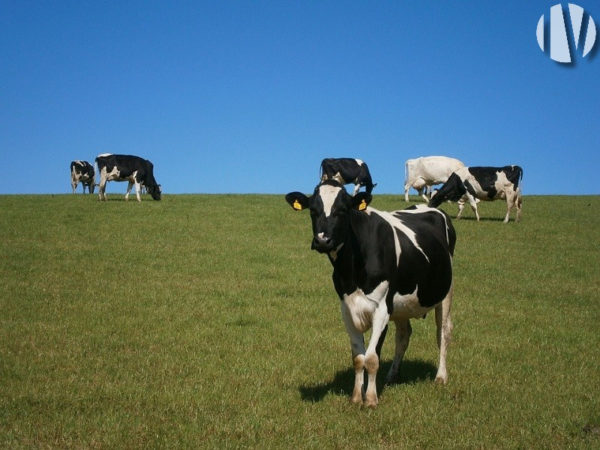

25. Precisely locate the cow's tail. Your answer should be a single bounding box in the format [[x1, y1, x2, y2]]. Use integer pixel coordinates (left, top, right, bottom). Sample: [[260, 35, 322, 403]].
[[515, 165, 523, 190]]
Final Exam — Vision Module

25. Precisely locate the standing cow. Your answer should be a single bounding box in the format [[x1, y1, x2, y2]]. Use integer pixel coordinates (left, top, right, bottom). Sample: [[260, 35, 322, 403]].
[[404, 156, 465, 202], [95, 153, 161, 202], [320, 158, 376, 195], [70, 160, 96, 194], [429, 165, 523, 223], [286, 180, 455, 407]]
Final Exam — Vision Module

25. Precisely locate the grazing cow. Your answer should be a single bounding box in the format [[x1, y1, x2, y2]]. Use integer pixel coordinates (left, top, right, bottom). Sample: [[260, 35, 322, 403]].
[[95, 153, 161, 201], [404, 156, 465, 202], [286, 180, 455, 407], [320, 158, 376, 195], [70, 160, 96, 194], [429, 165, 523, 223]]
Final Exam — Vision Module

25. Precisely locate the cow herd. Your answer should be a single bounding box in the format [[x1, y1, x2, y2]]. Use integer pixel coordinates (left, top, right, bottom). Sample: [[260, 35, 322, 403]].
[[70, 152, 522, 408], [70, 154, 161, 202], [286, 156, 523, 407]]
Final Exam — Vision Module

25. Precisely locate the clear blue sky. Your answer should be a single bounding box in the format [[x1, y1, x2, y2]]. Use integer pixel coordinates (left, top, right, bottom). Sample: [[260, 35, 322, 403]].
[[1, 1, 598, 195]]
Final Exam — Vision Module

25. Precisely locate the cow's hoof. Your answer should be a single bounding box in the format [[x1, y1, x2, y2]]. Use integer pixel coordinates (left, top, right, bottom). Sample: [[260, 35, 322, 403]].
[[434, 375, 448, 385], [364, 399, 378, 409]]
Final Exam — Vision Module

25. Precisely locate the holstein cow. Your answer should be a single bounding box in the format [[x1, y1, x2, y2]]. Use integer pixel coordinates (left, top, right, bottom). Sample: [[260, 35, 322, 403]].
[[95, 153, 161, 201], [404, 156, 465, 202], [429, 165, 523, 223], [286, 180, 455, 407], [320, 158, 376, 196], [70, 160, 96, 194]]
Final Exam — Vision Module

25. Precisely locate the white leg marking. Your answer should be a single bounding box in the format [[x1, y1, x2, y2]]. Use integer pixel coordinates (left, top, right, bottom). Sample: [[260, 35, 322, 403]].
[[135, 181, 142, 202]]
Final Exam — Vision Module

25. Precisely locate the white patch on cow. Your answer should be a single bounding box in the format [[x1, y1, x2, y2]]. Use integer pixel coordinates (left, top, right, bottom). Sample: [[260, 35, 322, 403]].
[[342, 281, 389, 333], [355, 159, 364, 166], [97, 153, 113, 158], [390, 287, 432, 320], [370, 209, 430, 265], [318, 184, 342, 217], [104, 165, 121, 181], [493, 171, 511, 199]]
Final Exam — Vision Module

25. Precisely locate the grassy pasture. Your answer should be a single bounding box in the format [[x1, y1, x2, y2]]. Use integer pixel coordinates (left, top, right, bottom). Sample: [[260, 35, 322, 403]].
[[1, 193, 599, 448]]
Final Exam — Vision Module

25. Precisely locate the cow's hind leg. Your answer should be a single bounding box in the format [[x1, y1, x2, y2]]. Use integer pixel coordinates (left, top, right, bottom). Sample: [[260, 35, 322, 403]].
[[385, 319, 412, 384], [515, 188, 522, 222], [504, 190, 516, 223], [434, 285, 453, 384], [98, 176, 107, 201], [125, 181, 134, 201]]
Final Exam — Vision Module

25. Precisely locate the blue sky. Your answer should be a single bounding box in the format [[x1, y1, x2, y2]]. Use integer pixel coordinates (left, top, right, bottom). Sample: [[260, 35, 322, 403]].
[[1, 1, 598, 195]]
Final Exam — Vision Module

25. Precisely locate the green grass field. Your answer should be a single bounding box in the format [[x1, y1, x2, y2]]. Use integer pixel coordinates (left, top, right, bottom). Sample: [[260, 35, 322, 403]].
[[1, 193, 599, 448]]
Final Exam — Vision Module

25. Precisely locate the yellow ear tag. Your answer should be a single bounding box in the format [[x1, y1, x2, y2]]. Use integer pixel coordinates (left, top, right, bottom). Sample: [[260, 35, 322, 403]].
[[292, 200, 303, 211], [358, 199, 367, 211]]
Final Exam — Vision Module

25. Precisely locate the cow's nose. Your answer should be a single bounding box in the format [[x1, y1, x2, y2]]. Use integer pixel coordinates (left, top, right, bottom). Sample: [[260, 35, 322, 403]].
[[312, 234, 333, 252]]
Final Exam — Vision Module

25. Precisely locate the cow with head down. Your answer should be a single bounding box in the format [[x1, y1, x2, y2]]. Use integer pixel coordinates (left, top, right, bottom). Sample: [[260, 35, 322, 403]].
[[95, 153, 161, 202], [429, 165, 523, 223], [286, 179, 456, 407], [70, 160, 96, 194]]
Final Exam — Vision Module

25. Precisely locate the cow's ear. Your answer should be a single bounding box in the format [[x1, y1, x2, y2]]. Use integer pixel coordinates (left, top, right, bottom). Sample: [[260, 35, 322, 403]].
[[285, 192, 310, 211], [352, 192, 372, 211]]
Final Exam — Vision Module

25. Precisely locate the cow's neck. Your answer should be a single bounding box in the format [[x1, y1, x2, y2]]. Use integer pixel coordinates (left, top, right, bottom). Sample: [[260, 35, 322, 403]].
[[329, 210, 372, 297]]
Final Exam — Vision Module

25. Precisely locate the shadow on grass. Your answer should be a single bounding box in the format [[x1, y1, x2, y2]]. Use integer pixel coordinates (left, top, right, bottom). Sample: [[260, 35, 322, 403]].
[[299, 359, 437, 402]]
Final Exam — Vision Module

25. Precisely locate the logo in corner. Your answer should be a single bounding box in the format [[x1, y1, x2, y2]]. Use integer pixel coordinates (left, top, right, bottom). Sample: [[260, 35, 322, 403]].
[[537, 3, 597, 63]]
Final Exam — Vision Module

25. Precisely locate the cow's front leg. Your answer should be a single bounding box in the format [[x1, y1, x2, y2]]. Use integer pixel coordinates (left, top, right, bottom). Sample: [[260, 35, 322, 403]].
[[134, 182, 142, 202], [341, 304, 366, 404], [364, 304, 390, 408]]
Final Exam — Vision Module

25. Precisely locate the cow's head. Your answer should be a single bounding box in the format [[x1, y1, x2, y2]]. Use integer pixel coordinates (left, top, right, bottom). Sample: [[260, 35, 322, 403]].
[[286, 180, 371, 253], [147, 183, 162, 201], [428, 172, 465, 208]]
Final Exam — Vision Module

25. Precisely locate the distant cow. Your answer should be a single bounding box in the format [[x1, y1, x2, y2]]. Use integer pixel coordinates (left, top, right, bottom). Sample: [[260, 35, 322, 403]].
[[429, 165, 523, 223], [404, 156, 465, 202], [286, 180, 455, 407], [70, 160, 95, 194], [95, 153, 161, 201], [320, 158, 376, 195]]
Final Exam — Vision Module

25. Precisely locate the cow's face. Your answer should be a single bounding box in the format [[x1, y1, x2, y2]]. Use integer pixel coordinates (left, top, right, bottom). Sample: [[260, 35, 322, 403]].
[[147, 183, 162, 201], [286, 181, 371, 254]]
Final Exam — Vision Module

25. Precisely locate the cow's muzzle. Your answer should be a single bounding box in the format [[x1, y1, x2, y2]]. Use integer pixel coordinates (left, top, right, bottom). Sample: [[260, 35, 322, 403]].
[[311, 235, 334, 253]]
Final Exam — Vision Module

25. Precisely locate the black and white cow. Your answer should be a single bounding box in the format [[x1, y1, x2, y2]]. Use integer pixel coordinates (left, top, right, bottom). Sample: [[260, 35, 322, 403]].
[[320, 158, 376, 196], [95, 153, 161, 201], [286, 180, 455, 407], [70, 160, 95, 194], [429, 165, 523, 223]]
